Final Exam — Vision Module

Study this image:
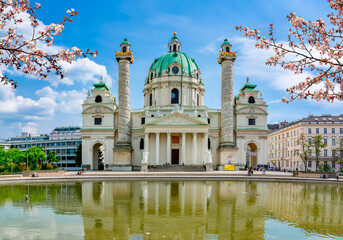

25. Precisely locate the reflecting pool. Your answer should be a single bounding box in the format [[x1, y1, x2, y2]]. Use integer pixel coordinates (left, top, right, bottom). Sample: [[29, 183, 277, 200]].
[[0, 181, 342, 239]]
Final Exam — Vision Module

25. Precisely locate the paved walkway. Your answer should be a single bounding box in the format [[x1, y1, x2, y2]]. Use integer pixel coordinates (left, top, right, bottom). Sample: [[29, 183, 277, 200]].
[[0, 170, 341, 185]]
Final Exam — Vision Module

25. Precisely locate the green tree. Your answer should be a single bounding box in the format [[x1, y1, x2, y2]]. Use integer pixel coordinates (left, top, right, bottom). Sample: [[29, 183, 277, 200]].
[[47, 151, 58, 163], [26, 146, 46, 170], [75, 144, 82, 167], [297, 134, 311, 171], [312, 135, 327, 171], [334, 140, 343, 172]]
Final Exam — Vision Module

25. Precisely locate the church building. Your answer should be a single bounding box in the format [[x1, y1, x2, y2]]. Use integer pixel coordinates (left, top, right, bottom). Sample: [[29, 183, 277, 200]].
[[81, 33, 268, 171]]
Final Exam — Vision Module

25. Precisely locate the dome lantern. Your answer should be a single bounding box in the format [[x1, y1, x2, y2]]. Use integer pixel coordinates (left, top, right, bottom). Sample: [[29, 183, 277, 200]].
[[221, 38, 232, 53], [120, 38, 131, 53], [168, 32, 181, 53]]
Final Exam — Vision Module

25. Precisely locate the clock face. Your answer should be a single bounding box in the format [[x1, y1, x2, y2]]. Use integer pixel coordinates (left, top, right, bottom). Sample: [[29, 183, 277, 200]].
[[172, 66, 179, 74]]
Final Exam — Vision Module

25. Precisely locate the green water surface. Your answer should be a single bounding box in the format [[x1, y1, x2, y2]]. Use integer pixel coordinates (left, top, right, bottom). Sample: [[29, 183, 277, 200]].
[[0, 180, 342, 240]]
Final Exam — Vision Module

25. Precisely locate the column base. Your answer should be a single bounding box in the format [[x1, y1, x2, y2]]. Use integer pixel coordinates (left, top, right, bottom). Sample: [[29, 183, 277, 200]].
[[113, 143, 132, 167], [219, 141, 236, 149], [141, 162, 148, 172], [206, 163, 213, 172], [218, 146, 239, 170]]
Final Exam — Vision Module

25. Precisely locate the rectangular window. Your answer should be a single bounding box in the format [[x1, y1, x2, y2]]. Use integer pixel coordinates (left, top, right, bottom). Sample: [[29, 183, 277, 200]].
[[332, 150, 336, 157], [332, 128, 335, 134], [248, 118, 255, 125], [324, 128, 327, 134], [332, 161, 336, 169], [340, 128, 343, 134], [141, 117, 145, 125], [56, 142, 61, 146], [332, 138, 336, 146], [324, 150, 328, 156], [308, 128, 311, 134], [308, 138, 312, 145], [316, 128, 319, 134], [308, 161, 312, 168], [95, 118, 102, 125], [324, 138, 327, 145], [61, 142, 66, 146]]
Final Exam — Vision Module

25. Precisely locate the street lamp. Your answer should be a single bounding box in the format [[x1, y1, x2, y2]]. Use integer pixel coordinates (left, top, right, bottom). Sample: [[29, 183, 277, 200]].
[[26, 154, 29, 171]]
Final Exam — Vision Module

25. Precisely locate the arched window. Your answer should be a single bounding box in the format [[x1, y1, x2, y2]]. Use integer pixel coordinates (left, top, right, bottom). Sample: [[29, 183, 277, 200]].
[[122, 46, 127, 52], [197, 94, 199, 106], [248, 96, 255, 104], [173, 45, 176, 52], [208, 138, 211, 149], [95, 95, 102, 103], [171, 88, 179, 104], [139, 139, 144, 150], [149, 94, 152, 106], [226, 46, 230, 52], [169, 46, 171, 51], [150, 73, 153, 80]]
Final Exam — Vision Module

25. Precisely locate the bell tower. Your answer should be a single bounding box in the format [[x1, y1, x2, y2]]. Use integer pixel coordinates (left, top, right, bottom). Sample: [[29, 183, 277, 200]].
[[113, 38, 134, 170]]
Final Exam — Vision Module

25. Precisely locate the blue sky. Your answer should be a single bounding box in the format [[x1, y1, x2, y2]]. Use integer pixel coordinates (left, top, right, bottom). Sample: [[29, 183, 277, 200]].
[[0, 0, 340, 139]]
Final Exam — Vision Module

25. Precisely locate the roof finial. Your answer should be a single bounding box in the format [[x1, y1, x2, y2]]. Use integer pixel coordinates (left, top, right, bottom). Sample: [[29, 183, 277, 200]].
[[100, 76, 104, 83], [246, 76, 250, 84], [173, 32, 176, 36]]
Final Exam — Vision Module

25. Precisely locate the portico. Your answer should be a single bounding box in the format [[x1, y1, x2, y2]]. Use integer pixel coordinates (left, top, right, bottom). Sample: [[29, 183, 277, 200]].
[[142, 112, 209, 165]]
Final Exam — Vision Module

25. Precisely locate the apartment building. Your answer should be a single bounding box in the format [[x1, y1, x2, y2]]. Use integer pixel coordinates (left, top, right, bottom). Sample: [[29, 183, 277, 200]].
[[268, 115, 343, 171]]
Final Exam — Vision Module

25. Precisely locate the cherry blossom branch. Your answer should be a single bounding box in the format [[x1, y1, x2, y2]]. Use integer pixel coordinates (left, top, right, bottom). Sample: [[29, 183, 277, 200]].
[[0, 1, 98, 88], [236, 0, 343, 102]]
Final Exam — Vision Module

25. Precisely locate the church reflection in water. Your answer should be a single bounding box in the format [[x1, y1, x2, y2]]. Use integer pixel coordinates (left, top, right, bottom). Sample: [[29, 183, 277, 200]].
[[80, 181, 343, 240]]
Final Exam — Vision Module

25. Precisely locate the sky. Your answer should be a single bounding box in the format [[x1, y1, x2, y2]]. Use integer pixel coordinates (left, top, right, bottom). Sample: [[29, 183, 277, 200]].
[[0, 0, 341, 139]]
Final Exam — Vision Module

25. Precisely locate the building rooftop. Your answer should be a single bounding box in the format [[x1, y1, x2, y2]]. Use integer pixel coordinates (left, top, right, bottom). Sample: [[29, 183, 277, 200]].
[[268, 114, 343, 134]]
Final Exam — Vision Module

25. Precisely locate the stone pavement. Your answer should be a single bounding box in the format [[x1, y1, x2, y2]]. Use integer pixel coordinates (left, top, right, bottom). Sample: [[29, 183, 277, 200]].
[[1, 170, 342, 185]]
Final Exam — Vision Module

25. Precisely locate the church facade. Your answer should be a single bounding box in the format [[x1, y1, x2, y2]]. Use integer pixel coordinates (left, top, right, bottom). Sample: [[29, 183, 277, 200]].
[[81, 34, 268, 171]]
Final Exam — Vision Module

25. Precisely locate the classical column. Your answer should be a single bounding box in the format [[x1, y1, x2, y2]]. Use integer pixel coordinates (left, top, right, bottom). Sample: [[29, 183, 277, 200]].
[[155, 133, 160, 165], [145, 132, 149, 160], [181, 132, 186, 165], [218, 43, 236, 148], [203, 133, 208, 163], [167, 133, 171, 164], [193, 133, 197, 164], [114, 39, 134, 168]]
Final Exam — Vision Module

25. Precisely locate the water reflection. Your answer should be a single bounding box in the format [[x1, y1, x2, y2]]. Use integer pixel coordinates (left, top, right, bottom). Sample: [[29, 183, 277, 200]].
[[0, 181, 342, 239]]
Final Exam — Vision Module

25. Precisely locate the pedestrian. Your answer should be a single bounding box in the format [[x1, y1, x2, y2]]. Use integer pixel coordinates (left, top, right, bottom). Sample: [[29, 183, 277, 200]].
[[247, 167, 250, 176], [262, 168, 266, 175], [283, 168, 286, 173]]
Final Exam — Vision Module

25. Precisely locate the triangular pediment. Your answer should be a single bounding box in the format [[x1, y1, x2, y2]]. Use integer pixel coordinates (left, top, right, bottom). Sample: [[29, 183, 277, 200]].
[[236, 106, 267, 115], [146, 112, 207, 126]]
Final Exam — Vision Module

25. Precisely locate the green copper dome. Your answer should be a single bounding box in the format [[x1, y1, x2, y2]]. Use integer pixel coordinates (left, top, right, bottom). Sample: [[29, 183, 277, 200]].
[[221, 38, 231, 46], [120, 38, 130, 45], [149, 51, 199, 77]]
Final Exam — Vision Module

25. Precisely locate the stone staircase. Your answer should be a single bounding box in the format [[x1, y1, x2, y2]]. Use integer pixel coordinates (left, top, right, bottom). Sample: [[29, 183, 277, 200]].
[[148, 165, 206, 172]]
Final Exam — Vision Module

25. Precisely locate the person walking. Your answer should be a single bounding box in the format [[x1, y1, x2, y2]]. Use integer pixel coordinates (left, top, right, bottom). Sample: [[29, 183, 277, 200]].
[[247, 167, 250, 176]]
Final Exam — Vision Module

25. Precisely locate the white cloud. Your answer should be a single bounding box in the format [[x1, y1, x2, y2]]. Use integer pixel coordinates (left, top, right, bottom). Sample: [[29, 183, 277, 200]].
[[0, 11, 113, 88], [21, 122, 38, 134], [198, 36, 225, 54], [267, 99, 282, 104]]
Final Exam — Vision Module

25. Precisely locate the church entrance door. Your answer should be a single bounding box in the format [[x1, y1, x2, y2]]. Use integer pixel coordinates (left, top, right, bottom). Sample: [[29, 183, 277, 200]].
[[171, 149, 179, 165]]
